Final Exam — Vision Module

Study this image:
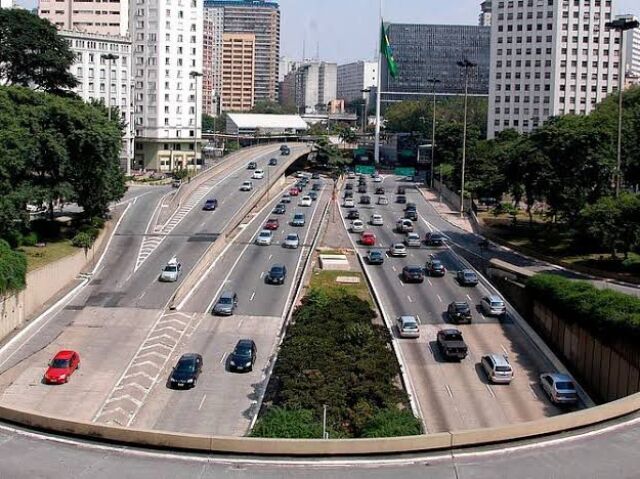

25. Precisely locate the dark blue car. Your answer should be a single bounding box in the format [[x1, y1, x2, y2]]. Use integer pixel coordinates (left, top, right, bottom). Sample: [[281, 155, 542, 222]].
[[203, 198, 218, 211]]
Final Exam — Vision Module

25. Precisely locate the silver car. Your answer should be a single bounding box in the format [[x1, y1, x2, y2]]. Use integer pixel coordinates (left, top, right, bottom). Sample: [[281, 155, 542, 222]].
[[481, 354, 514, 384], [481, 294, 507, 316], [159, 258, 181, 282], [397, 316, 420, 338], [388, 243, 408, 257], [370, 214, 384, 226], [283, 233, 300, 249], [377, 196, 389, 205], [212, 291, 238, 316], [405, 232, 422, 248], [255, 230, 273, 246], [540, 373, 578, 405]]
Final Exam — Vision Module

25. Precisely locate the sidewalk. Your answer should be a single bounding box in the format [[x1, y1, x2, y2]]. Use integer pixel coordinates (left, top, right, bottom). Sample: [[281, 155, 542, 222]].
[[418, 187, 475, 234]]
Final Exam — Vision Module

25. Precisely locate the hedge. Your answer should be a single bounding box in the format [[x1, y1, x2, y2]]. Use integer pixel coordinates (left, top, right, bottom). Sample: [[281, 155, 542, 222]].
[[0, 239, 27, 296], [526, 273, 640, 340]]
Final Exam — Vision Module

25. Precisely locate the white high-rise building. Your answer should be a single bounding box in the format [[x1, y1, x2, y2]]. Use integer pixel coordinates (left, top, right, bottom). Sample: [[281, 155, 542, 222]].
[[132, 0, 203, 171], [623, 23, 640, 80], [337, 60, 377, 103], [203, 7, 223, 116], [1, 0, 14, 8], [488, 0, 620, 138], [480, 0, 492, 27]]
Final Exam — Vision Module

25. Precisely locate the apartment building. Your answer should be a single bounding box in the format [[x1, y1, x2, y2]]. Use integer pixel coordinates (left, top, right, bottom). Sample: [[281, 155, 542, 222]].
[[131, 0, 203, 171], [204, 0, 280, 103], [60, 30, 134, 172], [488, 0, 619, 138], [480, 0, 493, 27], [221, 33, 255, 111], [281, 61, 337, 114], [203, 7, 223, 116], [337, 61, 378, 103], [38, 0, 129, 36], [623, 22, 640, 80]]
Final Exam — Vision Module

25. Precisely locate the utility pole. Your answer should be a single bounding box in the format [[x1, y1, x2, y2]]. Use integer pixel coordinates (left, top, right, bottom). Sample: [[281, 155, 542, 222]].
[[190, 71, 203, 173], [457, 59, 476, 218], [426, 77, 440, 189]]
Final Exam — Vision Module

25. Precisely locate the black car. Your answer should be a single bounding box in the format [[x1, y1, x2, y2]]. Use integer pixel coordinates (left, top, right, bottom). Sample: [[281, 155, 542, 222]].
[[397, 186, 406, 194], [312, 183, 322, 191], [425, 232, 446, 246], [269, 158, 278, 166], [358, 185, 367, 194], [229, 339, 257, 372], [402, 265, 425, 283], [397, 195, 407, 204], [168, 353, 203, 389], [346, 183, 354, 190], [425, 257, 446, 277], [202, 198, 218, 211], [344, 190, 354, 199], [405, 202, 417, 211], [375, 187, 385, 195], [273, 203, 287, 215], [247, 161, 257, 170], [266, 264, 287, 285], [309, 191, 318, 201], [280, 145, 290, 155], [457, 269, 479, 286], [405, 209, 418, 221], [311, 172, 320, 179], [347, 210, 360, 220], [448, 301, 472, 324], [360, 195, 371, 205]]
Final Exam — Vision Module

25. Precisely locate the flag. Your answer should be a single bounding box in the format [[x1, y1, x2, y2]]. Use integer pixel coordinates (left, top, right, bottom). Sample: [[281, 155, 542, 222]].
[[380, 22, 398, 79]]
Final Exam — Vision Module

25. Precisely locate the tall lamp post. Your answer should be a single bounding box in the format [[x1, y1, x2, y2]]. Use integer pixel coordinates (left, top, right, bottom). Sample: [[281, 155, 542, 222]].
[[457, 59, 477, 218], [101, 53, 119, 122], [190, 71, 203, 171], [361, 88, 371, 133], [605, 16, 639, 197], [426, 77, 440, 189]]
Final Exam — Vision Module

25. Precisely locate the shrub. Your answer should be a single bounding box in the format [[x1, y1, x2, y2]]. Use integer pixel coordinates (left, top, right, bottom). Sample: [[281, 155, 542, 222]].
[[3, 230, 24, 248], [21, 232, 38, 247], [71, 232, 95, 251], [0, 240, 27, 295], [361, 409, 423, 438], [30, 219, 61, 240], [251, 408, 323, 439], [90, 216, 105, 229]]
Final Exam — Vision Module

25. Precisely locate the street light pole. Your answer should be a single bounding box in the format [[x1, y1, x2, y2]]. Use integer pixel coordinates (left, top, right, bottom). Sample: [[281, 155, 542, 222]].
[[190, 71, 203, 172], [606, 16, 639, 197], [426, 77, 440, 189], [457, 59, 477, 218]]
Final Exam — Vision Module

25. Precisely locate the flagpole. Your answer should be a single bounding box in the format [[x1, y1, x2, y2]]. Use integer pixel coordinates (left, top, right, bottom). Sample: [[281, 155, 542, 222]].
[[374, 0, 383, 164]]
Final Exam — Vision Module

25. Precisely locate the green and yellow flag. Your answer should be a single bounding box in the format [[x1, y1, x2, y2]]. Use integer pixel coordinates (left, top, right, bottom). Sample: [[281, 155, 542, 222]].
[[380, 22, 398, 78]]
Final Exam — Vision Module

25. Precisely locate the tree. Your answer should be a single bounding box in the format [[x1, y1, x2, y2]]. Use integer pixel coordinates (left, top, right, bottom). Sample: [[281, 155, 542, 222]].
[[0, 10, 78, 92], [251, 408, 324, 439], [337, 126, 357, 146], [0, 239, 27, 295], [250, 100, 297, 115], [202, 113, 226, 133]]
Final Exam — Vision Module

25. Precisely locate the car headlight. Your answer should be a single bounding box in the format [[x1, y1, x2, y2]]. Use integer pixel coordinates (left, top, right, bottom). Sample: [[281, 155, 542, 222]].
[[186, 379, 194, 383], [245, 362, 252, 367], [230, 361, 236, 366], [59, 374, 66, 379], [170, 378, 177, 382]]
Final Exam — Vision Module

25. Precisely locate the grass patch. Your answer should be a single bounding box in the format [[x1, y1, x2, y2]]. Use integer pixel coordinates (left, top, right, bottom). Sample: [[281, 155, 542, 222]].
[[309, 270, 371, 304], [19, 240, 79, 272]]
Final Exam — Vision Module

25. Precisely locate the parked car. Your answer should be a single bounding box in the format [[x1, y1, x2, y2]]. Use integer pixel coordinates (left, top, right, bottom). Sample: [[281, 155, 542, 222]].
[[212, 291, 238, 316], [351, 219, 365, 233], [253, 169, 265, 180], [43, 350, 80, 384], [291, 212, 306, 227], [273, 203, 287, 215], [405, 233, 422, 248], [540, 373, 578, 405], [203, 198, 218, 211], [425, 256, 446, 277], [360, 195, 371, 205], [481, 354, 514, 384], [366, 250, 385, 265], [347, 209, 360, 220], [425, 232, 446, 246], [247, 161, 257, 170], [397, 315, 420, 338], [168, 354, 202, 389], [268, 158, 278, 166], [389, 243, 408, 257], [240, 181, 253, 191], [360, 232, 377, 246], [344, 198, 355, 208], [447, 301, 472, 324], [480, 295, 507, 317], [457, 269, 479, 286], [396, 218, 414, 233], [402, 265, 424, 283], [437, 329, 468, 361], [266, 264, 287, 285], [370, 214, 384, 226], [378, 196, 389, 205], [283, 233, 300, 249], [299, 196, 312, 207], [229, 339, 257, 372], [255, 230, 273, 246], [159, 257, 182, 282]]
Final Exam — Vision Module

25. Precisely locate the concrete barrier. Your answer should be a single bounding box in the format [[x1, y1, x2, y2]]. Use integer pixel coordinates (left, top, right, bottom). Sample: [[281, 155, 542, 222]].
[[318, 255, 350, 271]]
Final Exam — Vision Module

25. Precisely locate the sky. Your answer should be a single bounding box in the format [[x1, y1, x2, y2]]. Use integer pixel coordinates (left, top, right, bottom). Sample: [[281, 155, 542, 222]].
[[15, 0, 640, 64]]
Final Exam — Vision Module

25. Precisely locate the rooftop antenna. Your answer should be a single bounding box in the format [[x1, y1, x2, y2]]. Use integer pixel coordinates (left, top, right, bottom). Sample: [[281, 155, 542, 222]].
[[316, 41, 320, 61]]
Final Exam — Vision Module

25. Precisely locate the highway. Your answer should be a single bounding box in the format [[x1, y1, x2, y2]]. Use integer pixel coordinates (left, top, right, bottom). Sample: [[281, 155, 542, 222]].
[[337, 174, 573, 432], [0, 145, 309, 428]]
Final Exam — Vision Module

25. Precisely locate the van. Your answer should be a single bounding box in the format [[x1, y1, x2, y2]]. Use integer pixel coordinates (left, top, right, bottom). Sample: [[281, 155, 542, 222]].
[[481, 354, 514, 384]]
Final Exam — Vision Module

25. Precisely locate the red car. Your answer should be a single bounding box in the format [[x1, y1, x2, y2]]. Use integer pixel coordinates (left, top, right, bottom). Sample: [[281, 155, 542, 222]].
[[44, 350, 80, 384], [360, 232, 377, 246], [264, 218, 280, 230], [289, 187, 300, 196]]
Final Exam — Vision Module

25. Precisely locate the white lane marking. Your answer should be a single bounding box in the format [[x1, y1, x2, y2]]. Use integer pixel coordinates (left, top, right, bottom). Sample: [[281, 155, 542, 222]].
[[407, 296, 414, 303], [486, 384, 496, 398], [398, 280, 405, 287], [268, 254, 273, 260], [249, 290, 256, 302], [466, 294, 472, 301], [416, 315, 421, 324], [259, 272, 265, 279], [391, 266, 397, 272], [198, 394, 207, 411], [436, 294, 443, 303], [427, 279, 433, 286], [219, 353, 227, 364], [501, 344, 509, 355], [445, 384, 454, 398]]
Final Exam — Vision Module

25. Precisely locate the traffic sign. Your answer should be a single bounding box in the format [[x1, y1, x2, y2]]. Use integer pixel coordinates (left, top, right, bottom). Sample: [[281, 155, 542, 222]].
[[355, 165, 376, 175], [394, 167, 416, 177]]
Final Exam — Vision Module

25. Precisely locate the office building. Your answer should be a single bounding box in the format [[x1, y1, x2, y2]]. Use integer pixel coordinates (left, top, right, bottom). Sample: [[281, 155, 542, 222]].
[[381, 24, 491, 101], [60, 30, 134, 172], [221, 33, 255, 111], [1, 0, 14, 8], [488, 0, 619, 138], [203, 7, 224, 116], [281, 61, 337, 114], [337, 60, 378, 103], [131, 0, 203, 171], [623, 22, 640, 80], [279, 56, 298, 82], [38, 0, 129, 36], [480, 1, 492, 27], [204, 0, 280, 103]]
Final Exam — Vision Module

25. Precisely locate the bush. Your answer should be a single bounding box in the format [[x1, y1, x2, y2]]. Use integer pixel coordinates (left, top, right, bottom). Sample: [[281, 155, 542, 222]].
[[3, 230, 24, 248], [361, 409, 423, 438], [90, 216, 105, 229], [0, 239, 27, 295], [251, 408, 324, 439], [527, 274, 640, 340], [21, 232, 38, 247], [30, 219, 61, 240], [71, 232, 95, 250]]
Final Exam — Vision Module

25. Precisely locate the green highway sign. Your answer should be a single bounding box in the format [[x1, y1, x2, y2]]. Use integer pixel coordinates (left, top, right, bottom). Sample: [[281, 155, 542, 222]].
[[355, 165, 376, 175], [394, 167, 416, 177]]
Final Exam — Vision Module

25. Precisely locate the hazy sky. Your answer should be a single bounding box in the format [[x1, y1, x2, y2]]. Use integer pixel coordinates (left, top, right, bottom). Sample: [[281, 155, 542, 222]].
[[16, 0, 640, 64]]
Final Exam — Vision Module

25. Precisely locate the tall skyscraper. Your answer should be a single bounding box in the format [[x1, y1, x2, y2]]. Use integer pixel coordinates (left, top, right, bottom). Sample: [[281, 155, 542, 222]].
[[381, 24, 491, 100], [479, 0, 492, 27], [337, 61, 378, 103], [488, 0, 619, 138], [131, 0, 203, 171], [221, 33, 255, 111], [204, 0, 280, 105], [38, 0, 129, 36], [203, 7, 223, 116], [623, 22, 640, 80]]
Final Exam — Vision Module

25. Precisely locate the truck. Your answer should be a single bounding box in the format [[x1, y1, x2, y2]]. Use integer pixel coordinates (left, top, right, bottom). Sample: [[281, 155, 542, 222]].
[[437, 329, 468, 361]]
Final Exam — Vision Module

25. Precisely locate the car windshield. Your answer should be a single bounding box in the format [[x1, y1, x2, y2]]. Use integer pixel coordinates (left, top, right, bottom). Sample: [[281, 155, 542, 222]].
[[271, 267, 284, 275], [51, 358, 70, 368], [407, 267, 421, 273], [556, 381, 575, 390], [465, 272, 477, 278], [206, 200, 215, 204], [218, 297, 233, 305], [432, 261, 442, 267], [164, 265, 178, 272], [491, 301, 505, 307], [445, 333, 463, 341], [234, 347, 252, 358], [259, 232, 271, 237], [287, 235, 298, 241], [370, 252, 382, 258], [295, 215, 304, 220], [455, 304, 469, 312], [176, 361, 195, 373], [403, 322, 418, 330]]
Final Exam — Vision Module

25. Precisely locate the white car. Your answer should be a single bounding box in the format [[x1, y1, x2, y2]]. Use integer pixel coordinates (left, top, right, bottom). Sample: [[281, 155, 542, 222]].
[[299, 196, 312, 207], [388, 243, 408, 257], [283, 233, 300, 249], [343, 198, 355, 208], [397, 316, 420, 339], [378, 196, 389, 205], [253, 170, 265, 179], [159, 257, 182, 282], [351, 220, 365, 233], [370, 214, 384, 226], [405, 232, 422, 248], [372, 176, 383, 183], [240, 181, 253, 191], [255, 230, 273, 246]]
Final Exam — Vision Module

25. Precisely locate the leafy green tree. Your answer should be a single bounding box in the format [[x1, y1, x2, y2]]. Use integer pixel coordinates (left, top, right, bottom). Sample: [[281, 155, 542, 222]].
[[337, 126, 357, 146], [0, 239, 27, 295], [202, 113, 226, 133], [251, 408, 324, 439], [0, 9, 78, 92], [250, 100, 297, 115], [361, 410, 422, 438]]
